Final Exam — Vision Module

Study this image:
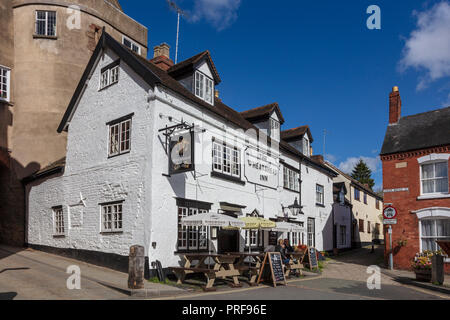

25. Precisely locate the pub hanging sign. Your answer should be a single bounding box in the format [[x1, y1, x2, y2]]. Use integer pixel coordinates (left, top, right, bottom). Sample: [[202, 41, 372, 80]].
[[169, 130, 195, 175]]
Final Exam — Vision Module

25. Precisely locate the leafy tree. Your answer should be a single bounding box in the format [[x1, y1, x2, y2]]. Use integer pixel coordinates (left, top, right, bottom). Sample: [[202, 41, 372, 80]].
[[351, 159, 375, 190]]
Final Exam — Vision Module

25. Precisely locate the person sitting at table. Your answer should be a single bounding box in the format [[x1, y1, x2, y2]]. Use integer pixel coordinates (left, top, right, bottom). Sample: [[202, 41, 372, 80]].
[[275, 239, 290, 265], [284, 239, 294, 253]]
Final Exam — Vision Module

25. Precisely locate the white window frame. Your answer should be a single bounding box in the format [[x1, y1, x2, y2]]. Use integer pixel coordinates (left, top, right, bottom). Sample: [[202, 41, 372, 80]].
[[316, 184, 324, 205], [122, 36, 141, 54], [99, 65, 120, 90], [194, 71, 214, 105], [302, 137, 310, 157], [0, 66, 11, 103], [420, 161, 449, 196], [35, 11, 57, 37], [101, 202, 123, 233], [419, 218, 450, 253], [53, 206, 65, 236], [108, 118, 131, 157], [307, 218, 315, 247], [212, 141, 241, 179], [283, 166, 299, 192], [177, 207, 208, 251]]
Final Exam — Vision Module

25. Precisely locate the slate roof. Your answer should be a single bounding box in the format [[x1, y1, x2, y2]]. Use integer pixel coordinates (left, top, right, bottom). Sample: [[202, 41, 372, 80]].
[[281, 126, 314, 143], [167, 50, 221, 84], [240, 103, 285, 125], [325, 161, 383, 201], [381, 106, 450, 156], [56, 32, 337, 178]]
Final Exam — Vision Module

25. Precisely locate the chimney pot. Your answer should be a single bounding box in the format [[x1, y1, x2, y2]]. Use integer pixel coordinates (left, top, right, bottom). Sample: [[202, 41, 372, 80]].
[[150, 43, 174, 71], [389, 86, 401, 124]]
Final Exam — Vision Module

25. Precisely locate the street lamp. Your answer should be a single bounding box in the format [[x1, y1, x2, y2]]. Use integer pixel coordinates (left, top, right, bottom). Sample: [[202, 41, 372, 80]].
[[282, 198, 303, 217]]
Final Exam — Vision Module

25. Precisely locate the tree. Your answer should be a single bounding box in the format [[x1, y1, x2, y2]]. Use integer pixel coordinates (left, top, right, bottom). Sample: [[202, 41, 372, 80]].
[[351, 159, 375, 190]]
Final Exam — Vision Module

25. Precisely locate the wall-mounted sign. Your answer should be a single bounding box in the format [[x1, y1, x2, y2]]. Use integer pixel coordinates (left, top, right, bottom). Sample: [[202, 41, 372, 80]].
[[169, 131, 194, 175], [244, 147, 279, 189], [383, 188, 409, 193]]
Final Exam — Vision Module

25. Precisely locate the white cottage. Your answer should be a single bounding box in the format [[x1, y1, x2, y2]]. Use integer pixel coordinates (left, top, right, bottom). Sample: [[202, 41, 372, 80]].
[[24, 32, 337, 276]]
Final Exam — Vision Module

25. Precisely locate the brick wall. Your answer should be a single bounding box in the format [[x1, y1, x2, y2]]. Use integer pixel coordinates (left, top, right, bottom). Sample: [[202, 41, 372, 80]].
[[381, 146, 450, 273]]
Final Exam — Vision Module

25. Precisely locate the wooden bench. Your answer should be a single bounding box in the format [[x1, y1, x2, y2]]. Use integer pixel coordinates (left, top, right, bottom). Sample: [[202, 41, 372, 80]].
[[169, 266, 219, 292]]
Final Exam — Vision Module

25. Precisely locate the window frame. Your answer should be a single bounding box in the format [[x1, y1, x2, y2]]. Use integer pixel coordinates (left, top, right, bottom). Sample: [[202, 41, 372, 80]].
[[194, 71, 214, 105], [419, 218, 450, 253], [359, 219, 365, 233], [316, 184, 324, 206], [35, 10, 57, 37], [177, 206, 209, 252], [354, 188, 361, 201], [99, 60, 120, 90], [283, 165, 300, 192], [100, 201, 124, 233], [307, 218, 315, 247], [212, 140, 241, 179], [107, 115, 133, 158], [53, 206, 65, 237], [420, 161, 449, 196], [122, 36, 141, 54], [0, 65, 11, 103]]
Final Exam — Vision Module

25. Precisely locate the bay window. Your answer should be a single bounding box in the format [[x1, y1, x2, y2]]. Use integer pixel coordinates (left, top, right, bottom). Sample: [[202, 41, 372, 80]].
[[420, 218, 450, 252]]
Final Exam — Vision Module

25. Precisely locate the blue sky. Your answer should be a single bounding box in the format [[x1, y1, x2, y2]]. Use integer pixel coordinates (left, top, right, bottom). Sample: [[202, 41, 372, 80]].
[[121, 0, 450, 191]]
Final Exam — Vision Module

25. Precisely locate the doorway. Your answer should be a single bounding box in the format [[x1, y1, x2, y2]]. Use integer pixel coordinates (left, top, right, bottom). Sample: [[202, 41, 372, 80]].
[[217, 229, 239, 253]]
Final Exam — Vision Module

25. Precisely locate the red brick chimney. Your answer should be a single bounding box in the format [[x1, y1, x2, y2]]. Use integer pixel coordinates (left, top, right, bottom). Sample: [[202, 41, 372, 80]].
[[389, 86, 402, 124], [150, 43, 174, 71]]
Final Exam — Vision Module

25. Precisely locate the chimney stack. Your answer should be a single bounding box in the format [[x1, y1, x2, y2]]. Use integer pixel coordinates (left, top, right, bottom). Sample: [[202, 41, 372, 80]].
[[150, 43, 174, 71], [389, 86, 401, 124]]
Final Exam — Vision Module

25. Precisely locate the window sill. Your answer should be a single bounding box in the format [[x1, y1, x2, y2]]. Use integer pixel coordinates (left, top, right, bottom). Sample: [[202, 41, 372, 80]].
[[53, 235, 65, 239], [174, 250, 210, 254], [417, 194, 450, 200], [98, 82, 118, 92], [108, 151, 130, 159], [316, 203, 325, 208], [283, 187, 300, 193], [0, 99, 13, 106], [211, 171, 245, 185], [100, 231, 124, 235], [33, 34, 57, 40]]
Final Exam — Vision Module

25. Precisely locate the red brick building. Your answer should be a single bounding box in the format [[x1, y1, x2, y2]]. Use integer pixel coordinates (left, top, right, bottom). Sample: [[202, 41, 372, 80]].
[[380, 87, 450, 273]]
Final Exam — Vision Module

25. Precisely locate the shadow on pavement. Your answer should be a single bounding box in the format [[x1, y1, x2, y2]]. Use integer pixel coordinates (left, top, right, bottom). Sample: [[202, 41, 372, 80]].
[[0, 292, 17, 300], [392, 276, 450, 296], [0, 246, 25, 261]]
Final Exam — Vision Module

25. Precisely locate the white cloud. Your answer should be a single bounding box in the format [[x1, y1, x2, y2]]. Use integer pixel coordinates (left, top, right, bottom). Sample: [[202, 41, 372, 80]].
[[337, 156, 381, 175], [399, 1, 450, 90], [186, 0, 241, 31]]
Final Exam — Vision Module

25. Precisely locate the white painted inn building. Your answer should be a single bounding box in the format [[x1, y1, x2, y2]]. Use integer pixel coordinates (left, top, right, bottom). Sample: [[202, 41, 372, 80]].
[[24, 33, 338, 276]]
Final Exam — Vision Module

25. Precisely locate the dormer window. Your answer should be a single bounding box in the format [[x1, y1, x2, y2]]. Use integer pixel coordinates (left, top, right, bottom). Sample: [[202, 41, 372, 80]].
[[195, 71, 214, 105], [270, 118, 280, 140], [302, 137, 310, 157]]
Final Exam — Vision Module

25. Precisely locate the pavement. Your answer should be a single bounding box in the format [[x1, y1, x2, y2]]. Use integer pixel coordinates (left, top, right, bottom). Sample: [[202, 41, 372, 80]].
[[0, 245, 187, 300], [1, 244, 449, 300]]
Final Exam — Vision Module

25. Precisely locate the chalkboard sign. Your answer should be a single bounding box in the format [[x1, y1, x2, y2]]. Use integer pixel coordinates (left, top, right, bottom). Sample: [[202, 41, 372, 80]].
[[306, 247, 319, 271], [257, 252, 287, 287]]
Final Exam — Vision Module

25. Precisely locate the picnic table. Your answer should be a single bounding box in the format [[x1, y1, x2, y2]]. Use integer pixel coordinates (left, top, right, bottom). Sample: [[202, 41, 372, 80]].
[[284, 251, 305, 278], [170, 253, 242, 291], [226, 252, 265, 286]]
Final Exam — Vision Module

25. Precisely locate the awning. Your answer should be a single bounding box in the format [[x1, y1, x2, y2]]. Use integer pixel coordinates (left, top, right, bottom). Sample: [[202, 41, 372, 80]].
[[220, 202, 246, 215]]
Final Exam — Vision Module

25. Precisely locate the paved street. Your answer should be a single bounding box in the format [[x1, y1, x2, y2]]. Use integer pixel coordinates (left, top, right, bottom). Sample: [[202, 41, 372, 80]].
[[162, 246, 449, 301], [0, 245, 448, 300]]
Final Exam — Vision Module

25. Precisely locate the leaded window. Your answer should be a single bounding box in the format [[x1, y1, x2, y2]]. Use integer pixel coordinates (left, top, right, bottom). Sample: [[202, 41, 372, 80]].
[[101, 202, 123, 233]]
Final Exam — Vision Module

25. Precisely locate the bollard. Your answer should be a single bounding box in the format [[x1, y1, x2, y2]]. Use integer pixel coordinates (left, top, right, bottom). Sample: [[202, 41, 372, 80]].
[[431, 254, 444, 285], [128, 245, 145, 289]]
